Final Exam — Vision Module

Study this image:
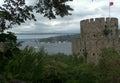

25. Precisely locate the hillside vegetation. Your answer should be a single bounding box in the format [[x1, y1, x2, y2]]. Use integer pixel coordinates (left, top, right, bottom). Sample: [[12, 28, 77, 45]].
[[38, 34, 80, 42], [1, 46, 120, 83]]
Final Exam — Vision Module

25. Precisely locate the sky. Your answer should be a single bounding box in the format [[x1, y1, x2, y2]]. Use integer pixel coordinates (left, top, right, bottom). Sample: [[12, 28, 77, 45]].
[[1, 0, 120, 33]]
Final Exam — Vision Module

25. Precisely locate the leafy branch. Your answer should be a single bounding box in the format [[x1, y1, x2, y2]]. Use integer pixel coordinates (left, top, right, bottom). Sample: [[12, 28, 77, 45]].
[[0, 0, 73, 32]]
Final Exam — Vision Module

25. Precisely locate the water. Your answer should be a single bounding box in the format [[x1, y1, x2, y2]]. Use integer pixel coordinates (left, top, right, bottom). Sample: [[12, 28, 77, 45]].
[[17, 34, 73, 55], [16, 33, 72, 55], [20, 41, 72, 55]]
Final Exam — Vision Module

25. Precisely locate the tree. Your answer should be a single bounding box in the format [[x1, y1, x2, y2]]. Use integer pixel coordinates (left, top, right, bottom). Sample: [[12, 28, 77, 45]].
[[0, 0, 73, 32], [4, 46, 45, 82], [0, 32, 21, 73], [0, 0, 73, 81], [96, 48, 120, 83]]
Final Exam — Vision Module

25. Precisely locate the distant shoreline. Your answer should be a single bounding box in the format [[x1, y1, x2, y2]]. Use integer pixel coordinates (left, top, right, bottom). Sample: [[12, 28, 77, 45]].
[[17, 33, 80, 42]]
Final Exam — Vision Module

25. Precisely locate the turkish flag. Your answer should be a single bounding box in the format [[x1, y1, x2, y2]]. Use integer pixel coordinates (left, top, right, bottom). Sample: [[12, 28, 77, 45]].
[[109, 2, 113, 6]]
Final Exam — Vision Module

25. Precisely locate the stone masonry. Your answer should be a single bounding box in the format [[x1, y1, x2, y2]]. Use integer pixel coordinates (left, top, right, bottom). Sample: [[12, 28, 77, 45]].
[[72, 17, 120, 63]]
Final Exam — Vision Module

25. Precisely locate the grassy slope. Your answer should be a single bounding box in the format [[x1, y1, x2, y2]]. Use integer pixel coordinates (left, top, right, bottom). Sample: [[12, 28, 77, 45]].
[[38, 34, 80, 42]]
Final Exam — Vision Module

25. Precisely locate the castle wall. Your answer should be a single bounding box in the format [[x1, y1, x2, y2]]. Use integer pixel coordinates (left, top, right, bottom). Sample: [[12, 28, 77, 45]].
[[72, 39, 80, 55], [72, 17, 120, 63], [80, 18, 118, 41]]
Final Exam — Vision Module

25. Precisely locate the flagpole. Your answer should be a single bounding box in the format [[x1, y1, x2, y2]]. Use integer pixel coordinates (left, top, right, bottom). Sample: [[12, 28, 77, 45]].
[[109, 0, 110, 18]]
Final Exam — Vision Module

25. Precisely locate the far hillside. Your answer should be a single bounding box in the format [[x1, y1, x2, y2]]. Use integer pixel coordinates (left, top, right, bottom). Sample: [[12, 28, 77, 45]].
[[38, 34, 80, 42]]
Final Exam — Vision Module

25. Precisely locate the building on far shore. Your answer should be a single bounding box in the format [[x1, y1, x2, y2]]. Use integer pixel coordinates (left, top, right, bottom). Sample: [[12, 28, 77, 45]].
[[72, 17, 120, 63]]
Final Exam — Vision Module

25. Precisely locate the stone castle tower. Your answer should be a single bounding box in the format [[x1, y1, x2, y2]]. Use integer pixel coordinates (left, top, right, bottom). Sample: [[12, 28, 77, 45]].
[[72, 17, 120, 63]]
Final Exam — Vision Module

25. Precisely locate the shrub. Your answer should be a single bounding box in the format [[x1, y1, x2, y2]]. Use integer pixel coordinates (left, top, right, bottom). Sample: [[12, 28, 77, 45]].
[[5, 46, 45, 82]]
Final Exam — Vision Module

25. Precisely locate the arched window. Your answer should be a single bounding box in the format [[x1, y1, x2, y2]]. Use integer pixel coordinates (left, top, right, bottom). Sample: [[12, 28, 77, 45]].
[[105, 25, 107, 28], [93, 34, 96, 37], [93, 53, 95, 56], [83, 49, 84, 52]]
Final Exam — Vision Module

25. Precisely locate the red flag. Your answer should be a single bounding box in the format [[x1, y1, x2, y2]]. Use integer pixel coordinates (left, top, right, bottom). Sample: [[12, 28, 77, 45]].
[[109, 2, 113, 6]]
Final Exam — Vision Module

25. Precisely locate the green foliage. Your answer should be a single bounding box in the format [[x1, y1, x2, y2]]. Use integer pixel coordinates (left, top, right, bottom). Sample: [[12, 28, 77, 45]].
[[73, 55, 84, 65], [100, 48, 119, 57], [2, 47, 120, 83], [2, 48, 91, 82], [0, 32, 16, 42], [5, 46, 45, 82], [43, 53, 74, 65], [0, 32, 21, 72], [40, 60, 68, 83], [70, 63, 96, 83], [103, 28, 112, 36], [0, 0, 73, 82], [0, 0, 73, 32], [96, 48, 120, 83], [34, 0, 73, 19], [0, 0, 36, 32]]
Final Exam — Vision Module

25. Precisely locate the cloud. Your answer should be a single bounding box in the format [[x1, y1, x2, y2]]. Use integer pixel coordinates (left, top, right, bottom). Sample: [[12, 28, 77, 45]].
[[7, 0, 120, 33]]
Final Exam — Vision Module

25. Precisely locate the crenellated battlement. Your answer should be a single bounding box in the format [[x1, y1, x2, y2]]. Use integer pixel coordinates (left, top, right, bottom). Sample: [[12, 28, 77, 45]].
[[80, 17, 118, 24], [80, 17, 118, 34]]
